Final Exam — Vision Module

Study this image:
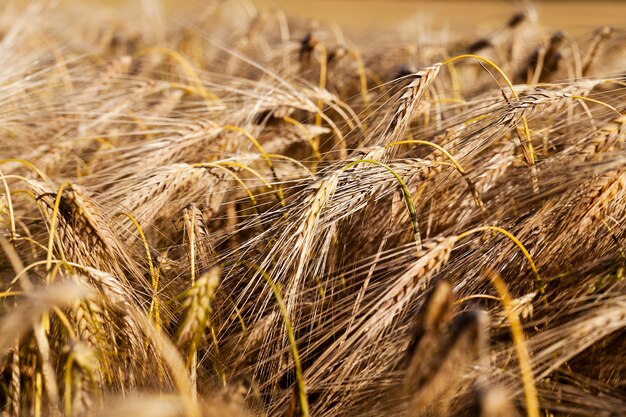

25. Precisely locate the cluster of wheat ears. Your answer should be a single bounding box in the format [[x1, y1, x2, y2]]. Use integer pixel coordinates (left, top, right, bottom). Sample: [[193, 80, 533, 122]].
[[0, 1, 625, 416]]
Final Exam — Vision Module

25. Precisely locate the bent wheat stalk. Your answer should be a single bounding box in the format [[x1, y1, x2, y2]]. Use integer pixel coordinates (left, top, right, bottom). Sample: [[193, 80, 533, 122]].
[[443, 54, 536, 166], [385, 140, 487, 214], [485, 269, 539, 417], [342, 159, 422, 250]]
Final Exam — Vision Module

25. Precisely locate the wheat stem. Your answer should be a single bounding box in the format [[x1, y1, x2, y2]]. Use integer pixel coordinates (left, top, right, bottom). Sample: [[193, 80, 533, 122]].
[[454, 294, 501, 304], [0, 159, 50, 182], [45, 181, 71, 276], [282, 116, 322, 165], [53, 306, 78, 341], [135, 47, 219, 103], [456, 226, 543, 293], [386, 139, 487, 214], [347, 47, 369, 104], [64, 352, 74, 417], [221, 125, 285, 205], [216, 161, 275, 189], [386, 140, 465, 173], [236, 260, 309, 417], [443, 54, 536, 165], [0, 170, 17, 241], [266, 153, 316, 179], [485, 269, 539, 417], [192, 163, 258, 206], [315, 43, 328, 129], [116, 212, 161, 330], [571, 95, 621, 116], [343, 159, 421, 250]]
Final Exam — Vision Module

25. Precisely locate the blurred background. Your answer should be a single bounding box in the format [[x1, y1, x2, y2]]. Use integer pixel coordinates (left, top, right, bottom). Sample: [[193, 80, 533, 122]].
[[36, 1, 625, 37], [250, 1, 626, 34]]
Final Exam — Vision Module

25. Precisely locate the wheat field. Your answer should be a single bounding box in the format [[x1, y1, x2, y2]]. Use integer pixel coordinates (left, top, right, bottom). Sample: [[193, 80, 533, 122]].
[[0, 1, 625, 416]]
